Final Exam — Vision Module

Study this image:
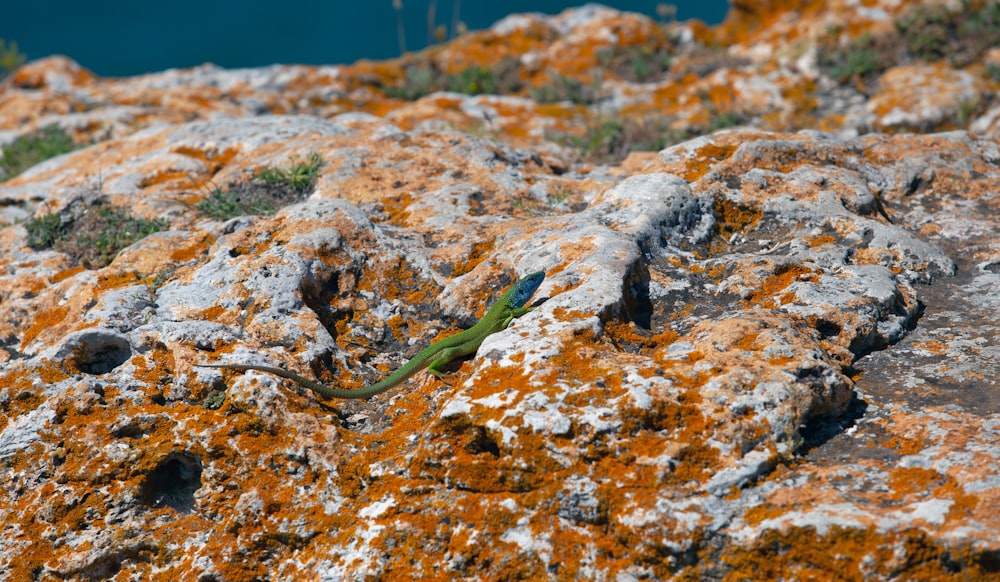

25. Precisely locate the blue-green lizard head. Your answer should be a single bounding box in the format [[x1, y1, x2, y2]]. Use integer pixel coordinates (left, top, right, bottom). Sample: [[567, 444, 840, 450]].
[[509, 271, 545, 308]]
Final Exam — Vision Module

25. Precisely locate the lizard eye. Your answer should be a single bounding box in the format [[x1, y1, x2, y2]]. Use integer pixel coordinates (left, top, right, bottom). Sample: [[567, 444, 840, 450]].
[[510, 272, 544, 306]]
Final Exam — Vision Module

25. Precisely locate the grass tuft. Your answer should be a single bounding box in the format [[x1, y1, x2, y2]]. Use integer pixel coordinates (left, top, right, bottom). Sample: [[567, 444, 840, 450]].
[[196, 152, 324, 221], [256, 152, 324, 192], [26, 199, 169, 269], [1, 125, 78, 181], [196, 187, 277, 221], [0, 38, 26, 79]]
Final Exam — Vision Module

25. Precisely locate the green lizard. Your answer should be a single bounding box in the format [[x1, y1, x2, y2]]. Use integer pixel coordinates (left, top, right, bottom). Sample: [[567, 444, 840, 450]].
[[197, 271, 545, 400]]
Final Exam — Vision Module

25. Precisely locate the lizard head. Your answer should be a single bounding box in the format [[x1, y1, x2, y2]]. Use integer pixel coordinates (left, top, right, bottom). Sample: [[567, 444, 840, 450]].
[[509, 271, 545, 308]]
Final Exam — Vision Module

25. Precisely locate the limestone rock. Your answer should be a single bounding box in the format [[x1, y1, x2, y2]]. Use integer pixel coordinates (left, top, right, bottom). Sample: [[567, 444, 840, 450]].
[[2, 2, 999, 579]]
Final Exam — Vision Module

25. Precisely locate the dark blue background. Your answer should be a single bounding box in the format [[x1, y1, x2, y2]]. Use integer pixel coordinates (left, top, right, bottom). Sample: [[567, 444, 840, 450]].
[[0, 1, 729, 77]]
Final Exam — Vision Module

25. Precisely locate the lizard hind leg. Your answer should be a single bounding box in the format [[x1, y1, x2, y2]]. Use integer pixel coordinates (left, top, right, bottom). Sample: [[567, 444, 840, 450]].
[[426, 346, 467, 379]]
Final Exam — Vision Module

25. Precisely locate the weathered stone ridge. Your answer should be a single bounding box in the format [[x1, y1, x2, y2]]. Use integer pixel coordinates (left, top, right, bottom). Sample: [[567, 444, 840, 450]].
[[1, 1, 1000, 580]]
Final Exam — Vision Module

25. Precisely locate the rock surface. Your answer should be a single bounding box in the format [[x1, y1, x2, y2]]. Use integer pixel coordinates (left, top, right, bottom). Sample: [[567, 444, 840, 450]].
[[1, 1, 999, 580]]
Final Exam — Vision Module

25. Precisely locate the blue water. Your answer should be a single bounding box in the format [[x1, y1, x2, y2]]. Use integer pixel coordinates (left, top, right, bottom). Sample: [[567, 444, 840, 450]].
[[0, 1, 727, 77]]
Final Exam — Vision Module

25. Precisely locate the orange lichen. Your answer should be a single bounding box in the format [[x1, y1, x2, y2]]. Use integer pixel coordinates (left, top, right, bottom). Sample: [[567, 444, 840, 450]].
[[710, 526, 987, 581], [50, 265, 86, 283], [171, 145, 239, 177], [139, 169, 193, 188], [742, 500, 797, 526], [887, 466, 942, 499], [197, 305, 228, 324], [912, 340, 949, 355], [169, 232, 214, 263], [96, 270, 143, 290], [550, 306, 593, 322], [381, 192, 414, 225], [884, 434, 925, 456], [373, 261, 441, 306], [604, 319, 679, 351], [805, 233, 836, 248], [130, 350, 177, 394], [735, 331, 760, 352], [621, 389, 708, 440], [746, 264, 814, 305], [714, 197, 764, 238], [21, 304, 69, 347], [461, 242, 500, 277], [684, 142, 738, 181]]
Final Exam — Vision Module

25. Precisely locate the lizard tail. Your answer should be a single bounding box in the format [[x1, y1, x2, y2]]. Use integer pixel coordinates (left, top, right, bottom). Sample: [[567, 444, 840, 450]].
[[195, 363, 383, 400]]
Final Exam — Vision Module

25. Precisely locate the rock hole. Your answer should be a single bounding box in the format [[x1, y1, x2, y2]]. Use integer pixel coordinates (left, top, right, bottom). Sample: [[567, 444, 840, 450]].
[[623, 262, 653, 330], [140, 451, 203, 512], [464, 425, 500, 457], [798, 393, 868, 453], [814, 319, 841, 339], [299, 268, 341, 335], [59, 330, 132, 375]]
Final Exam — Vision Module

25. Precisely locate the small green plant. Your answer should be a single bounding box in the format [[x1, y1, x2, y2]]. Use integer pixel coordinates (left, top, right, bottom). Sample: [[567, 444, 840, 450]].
[[828, 46, 880, 82], [449, 59, 521, 95], [383, 58, 522, 100], [512, 189, 575, 217], [988, 62, 1000, 81], [707, 110, 742, 133], [25, 212, 66, 248], [447, 66, 500, 95], [963, 1, 1000, 39], [196, 187, 276, 220], [196, 153, 323, 221], [0, 38, 26, 78], [83, 206, 168, 267], [529, 72, 603, 105], [202, 390, 227, 410], [895, 3, 952, 62], [147, 268, 176, 292], [26, 199, 169, 269], [0, 125, 78, 181], [574, 118, 626, 159], [257, 152, 323, 192], [596, 44, 673, 83], [895, 1, 1000, 67], [552, 114, 687, 164], [383, 64, 440, 100], [820, 32, 888, 84], [957, 97, 981, 126]]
